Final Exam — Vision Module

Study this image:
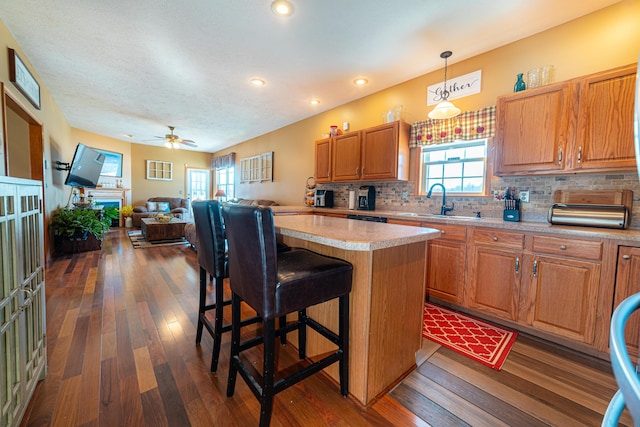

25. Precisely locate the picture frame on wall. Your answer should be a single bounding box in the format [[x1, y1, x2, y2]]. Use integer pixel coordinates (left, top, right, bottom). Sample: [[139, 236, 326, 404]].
[[95, 148, 123, 177], [8, 48, 41, 110]]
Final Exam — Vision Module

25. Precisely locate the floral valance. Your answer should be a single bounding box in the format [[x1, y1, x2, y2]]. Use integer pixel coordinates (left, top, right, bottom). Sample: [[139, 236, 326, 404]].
[[410, 105, 496, 147], [211, 152, 236, 169]]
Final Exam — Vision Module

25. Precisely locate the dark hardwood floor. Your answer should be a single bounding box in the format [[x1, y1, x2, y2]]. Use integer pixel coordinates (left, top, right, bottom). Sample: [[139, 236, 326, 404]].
[[20, 228, 630, 426]]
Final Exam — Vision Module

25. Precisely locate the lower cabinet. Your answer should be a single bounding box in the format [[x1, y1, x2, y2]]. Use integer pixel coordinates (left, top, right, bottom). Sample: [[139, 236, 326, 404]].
[[422, 222, 466, 304], [612, 245, 640, 359], [467, 228, 524, 321], [0, 177, 47, 427]]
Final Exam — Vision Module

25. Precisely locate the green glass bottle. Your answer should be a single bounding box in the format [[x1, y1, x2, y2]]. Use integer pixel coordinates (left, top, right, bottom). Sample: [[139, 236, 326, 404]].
[[514, 73, 526, 92]]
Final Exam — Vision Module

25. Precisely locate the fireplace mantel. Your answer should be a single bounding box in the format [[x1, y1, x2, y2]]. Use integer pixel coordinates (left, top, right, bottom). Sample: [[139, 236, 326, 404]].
[[86, 188, 130, 227]]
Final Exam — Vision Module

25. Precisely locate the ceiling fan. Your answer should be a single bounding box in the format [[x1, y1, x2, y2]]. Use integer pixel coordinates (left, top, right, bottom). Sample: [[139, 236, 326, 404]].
[[150, 126, 197, 149]]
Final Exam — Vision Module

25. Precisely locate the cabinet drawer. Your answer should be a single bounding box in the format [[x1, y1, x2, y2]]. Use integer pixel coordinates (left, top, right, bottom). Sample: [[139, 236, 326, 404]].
[[472, 228, 524, 249], [422, 222, 466, 242], [532, 235, 602, 260]]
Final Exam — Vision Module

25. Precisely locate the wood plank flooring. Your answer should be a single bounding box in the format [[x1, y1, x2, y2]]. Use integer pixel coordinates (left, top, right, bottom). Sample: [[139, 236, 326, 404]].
[[20, 228, 630, 426]]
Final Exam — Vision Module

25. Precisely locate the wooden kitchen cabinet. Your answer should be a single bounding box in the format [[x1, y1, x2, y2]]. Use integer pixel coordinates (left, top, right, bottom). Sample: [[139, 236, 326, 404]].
[[494, 63, 637, 176], [422, 222, 466, 304], [467, 228, 525, 321], [520, 235, 602, 344], [320, 121, 410, 182], [612, 245, 640, 359], [314, 137, 332, 183]]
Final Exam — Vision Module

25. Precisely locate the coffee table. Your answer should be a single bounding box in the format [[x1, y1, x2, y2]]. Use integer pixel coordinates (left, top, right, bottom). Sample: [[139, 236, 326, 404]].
[[141, 218, 188, 242]]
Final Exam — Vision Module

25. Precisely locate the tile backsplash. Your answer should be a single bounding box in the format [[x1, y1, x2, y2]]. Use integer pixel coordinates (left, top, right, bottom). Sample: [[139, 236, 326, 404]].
[[319, 172, 640, 228]]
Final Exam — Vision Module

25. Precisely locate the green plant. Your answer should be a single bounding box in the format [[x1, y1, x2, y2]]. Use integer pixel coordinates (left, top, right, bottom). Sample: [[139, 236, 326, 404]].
[[49, 207, 110, 240]]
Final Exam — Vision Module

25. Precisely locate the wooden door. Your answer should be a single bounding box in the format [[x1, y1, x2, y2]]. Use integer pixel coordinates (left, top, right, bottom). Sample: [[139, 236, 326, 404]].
[[468, 245, 522, 321], [361, 122, 399, 180], [426, 239, 465, 304], [331, 131, 361, 181], [494, 82, 572, 175], [570, 64, 637, 172], [522, 254, 600, 344], [314, 138, 332, 183], [612, 246, 640, 359]]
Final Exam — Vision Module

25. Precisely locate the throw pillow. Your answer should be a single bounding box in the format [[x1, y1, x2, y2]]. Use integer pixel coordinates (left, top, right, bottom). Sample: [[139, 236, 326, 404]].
[[156, 202, 171, 213], [146, 201, 158, 212]]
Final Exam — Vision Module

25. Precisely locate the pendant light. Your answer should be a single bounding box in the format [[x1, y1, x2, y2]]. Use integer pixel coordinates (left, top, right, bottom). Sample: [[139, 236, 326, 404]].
[[428, 51, 461, 120]]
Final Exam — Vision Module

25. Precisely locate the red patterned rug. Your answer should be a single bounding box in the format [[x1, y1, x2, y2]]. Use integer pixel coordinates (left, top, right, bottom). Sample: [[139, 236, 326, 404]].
[[423, 303, 518, 371]]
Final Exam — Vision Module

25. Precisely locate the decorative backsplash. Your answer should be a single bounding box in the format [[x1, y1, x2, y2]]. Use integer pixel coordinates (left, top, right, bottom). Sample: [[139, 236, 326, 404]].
[[319, 172, 640, 228]]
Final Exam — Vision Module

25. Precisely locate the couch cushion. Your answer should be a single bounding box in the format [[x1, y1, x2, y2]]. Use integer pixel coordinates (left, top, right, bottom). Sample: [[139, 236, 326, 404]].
[[146, 201, 158, 211]]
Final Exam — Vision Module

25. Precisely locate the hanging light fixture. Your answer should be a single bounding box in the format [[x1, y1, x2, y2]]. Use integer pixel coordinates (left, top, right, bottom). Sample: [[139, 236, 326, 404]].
[[428, 51, 461, 120]]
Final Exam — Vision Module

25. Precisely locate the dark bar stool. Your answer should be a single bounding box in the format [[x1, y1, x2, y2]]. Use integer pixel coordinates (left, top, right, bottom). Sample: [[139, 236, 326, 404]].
[[222, 204, 352, 427], [191, 200, 262, 372]]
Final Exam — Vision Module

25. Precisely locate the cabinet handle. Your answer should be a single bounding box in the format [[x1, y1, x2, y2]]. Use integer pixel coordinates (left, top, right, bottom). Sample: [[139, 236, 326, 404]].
[[362, 167, 365, 176], [577, 146, 582, 164], [492, 236, 498, 241], [559, 245, 567, 250], [355, 168, 359, 176], [558, 148, 563, 164], [515, 257, 520, 274], [328, 170, 330, 178], [533, 259, 538, 277], [622, 254, 631, 260]]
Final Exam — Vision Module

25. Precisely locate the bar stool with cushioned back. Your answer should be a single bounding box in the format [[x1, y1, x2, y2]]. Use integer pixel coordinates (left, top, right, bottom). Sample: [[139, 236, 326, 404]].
[[221, 204, 352, 427], [192, 200, 263, 372]]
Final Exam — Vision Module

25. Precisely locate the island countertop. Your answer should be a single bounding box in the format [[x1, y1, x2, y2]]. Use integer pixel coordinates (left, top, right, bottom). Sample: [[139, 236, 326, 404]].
[[273, 214, 441, 251]]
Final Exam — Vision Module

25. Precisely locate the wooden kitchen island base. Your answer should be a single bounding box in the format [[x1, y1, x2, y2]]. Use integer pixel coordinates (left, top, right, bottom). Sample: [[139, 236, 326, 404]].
[[274, 215, 439, 405]]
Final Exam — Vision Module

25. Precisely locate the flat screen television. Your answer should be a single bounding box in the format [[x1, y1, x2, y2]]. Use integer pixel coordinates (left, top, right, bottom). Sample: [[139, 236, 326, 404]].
[[64, 143, 105, 188]]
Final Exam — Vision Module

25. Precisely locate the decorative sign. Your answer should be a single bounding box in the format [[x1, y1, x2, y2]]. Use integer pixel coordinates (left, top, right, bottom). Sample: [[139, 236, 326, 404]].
[[427, 70, 482, 106], [8, 48, 41, 109]]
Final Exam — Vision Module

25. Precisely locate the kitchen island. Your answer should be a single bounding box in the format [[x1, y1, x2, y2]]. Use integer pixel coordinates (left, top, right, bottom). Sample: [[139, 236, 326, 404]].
[[273, 214, 440, 405]]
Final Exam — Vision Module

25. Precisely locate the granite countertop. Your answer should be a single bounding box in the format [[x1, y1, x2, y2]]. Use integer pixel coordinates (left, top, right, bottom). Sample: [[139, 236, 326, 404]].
[[270, 205, 640, 242], [273, 214, 441, 251]]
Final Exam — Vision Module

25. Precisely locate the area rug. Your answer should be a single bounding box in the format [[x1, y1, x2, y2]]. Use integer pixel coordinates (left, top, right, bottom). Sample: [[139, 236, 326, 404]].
[[127, 230, 189, 249], [423, 302, 518, 371]]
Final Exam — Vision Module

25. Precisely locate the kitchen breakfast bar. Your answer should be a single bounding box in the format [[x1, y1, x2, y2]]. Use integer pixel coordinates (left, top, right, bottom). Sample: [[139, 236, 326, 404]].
[[273, 214, 440, 405]]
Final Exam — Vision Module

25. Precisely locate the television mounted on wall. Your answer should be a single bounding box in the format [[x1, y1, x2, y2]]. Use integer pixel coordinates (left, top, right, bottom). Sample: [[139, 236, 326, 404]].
[[64, 143, 105, 188]]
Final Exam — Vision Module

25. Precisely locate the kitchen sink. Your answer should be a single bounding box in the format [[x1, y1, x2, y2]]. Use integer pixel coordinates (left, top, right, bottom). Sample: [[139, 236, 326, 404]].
[[397, 212, 478, 220]]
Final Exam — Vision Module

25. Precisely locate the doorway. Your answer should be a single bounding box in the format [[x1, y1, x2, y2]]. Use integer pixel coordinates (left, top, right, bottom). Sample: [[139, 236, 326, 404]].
[[186, 168, 210, 214]]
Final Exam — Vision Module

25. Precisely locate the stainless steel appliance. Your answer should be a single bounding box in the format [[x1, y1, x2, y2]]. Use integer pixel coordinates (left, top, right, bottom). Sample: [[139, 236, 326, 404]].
[[314, 189, 334, 207], [346, 214, 387, 223], [547, 203, 629, 229], [357, 186, 375, 210]]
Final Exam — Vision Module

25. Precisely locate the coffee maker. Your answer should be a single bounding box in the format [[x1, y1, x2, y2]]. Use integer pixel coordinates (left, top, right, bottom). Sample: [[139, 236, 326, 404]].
[[314, 189, 334, 207], [357, 186, 375, 210]]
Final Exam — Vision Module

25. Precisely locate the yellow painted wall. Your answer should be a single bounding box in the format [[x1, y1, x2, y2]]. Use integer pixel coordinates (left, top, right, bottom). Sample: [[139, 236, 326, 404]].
[[5, 107, 30, 178], [216, 0, 640, 205]]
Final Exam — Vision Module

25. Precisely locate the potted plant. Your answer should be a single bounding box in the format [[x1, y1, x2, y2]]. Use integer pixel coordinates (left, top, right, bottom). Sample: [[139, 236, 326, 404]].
[[120, 205, 134, 228], [50, 207, 113, 253]]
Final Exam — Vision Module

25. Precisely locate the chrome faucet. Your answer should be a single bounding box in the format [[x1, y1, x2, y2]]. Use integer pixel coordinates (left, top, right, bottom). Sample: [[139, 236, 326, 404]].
[[426, 183, 454, 215]]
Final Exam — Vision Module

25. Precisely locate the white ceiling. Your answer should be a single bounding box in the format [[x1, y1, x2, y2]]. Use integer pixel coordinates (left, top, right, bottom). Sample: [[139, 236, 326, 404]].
[[1, 0, 621, 153]]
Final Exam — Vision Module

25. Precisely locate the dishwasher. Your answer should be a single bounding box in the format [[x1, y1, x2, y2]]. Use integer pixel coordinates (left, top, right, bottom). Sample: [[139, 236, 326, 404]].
[[346, 214, 388, 223]]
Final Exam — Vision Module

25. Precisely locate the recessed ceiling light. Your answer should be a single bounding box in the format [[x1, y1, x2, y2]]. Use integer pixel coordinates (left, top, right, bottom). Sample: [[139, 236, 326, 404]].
[[353, 77, 368, 86], [250, 78, 266, 86], [271, 0, 294, 16], [309, 99, 320, 105]]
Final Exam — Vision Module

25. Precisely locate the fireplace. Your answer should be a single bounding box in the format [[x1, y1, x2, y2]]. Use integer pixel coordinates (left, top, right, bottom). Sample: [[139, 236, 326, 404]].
[[93, 198, 121, 227], [86, 188, 130, 227]]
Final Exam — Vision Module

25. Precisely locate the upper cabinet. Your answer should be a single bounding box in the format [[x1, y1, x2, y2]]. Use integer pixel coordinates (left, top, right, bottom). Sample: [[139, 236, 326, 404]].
[[315, 121, 410, 183], [494, 64, 637, 176]]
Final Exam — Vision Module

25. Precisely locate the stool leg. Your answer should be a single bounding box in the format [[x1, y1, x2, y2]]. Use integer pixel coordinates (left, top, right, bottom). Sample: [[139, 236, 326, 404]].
[[298, 309, 307, 360], [339, 293, 349, 397], [210, 274, 224, 372], [226, 293, 241, 397], [259, 318, 276, 427], [195, 267, 207, 344]]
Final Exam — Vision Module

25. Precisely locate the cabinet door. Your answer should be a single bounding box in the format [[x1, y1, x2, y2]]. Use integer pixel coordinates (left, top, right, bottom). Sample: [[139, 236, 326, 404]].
[[494, 82, 572, 175], [468, 245, 522, 321], [570, 64, 637, 171], [613, 246, 640, 360], [361, 122, 409, 181], [314, 138, 332, 183], [522, 254, 600, 344], [426, 239, 465, 304], [332, 132, 361, 181]]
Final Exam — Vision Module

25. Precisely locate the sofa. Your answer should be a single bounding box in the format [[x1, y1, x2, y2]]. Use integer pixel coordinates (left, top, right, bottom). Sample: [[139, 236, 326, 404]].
[[132, 197, 190, 227], [184, 198, 278, 249]]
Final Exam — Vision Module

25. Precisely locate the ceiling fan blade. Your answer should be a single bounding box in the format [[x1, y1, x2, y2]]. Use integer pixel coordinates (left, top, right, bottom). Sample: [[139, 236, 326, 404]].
[[180, 139, 197, 146]]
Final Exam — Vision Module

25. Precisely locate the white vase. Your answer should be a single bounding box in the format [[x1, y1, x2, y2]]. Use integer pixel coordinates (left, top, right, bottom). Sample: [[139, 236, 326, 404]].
[[124, 217, 133, 228]]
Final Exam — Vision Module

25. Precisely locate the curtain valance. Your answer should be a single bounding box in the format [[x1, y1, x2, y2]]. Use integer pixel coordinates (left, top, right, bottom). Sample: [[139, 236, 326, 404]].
[[211, 152, 236, 169], [410, 105, 496, 147]]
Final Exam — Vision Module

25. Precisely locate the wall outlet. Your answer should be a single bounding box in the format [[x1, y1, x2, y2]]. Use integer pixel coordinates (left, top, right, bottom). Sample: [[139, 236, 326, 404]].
[[519, 190, 530, 203]]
